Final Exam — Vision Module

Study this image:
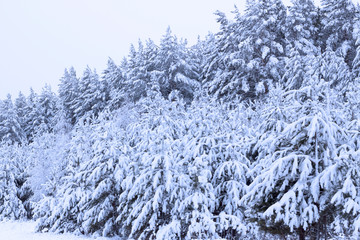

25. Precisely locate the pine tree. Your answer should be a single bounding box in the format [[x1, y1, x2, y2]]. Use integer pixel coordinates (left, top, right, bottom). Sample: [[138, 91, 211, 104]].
[[320, 0, 357, 66], [103, 58, 124, 110], [58, 67, 79, 125], [0, 142, 27, 220], [283, 0, 320, 89], [203, 0, 287, 100], [117, 95, 186, 239], [73, 67, 107, 121], [12, 144, 33, 219], [35, 118, 95, 234], [14, 92, 28, 138], [329, 126, 360, 237], [0, 94, 26, 144], [24, 88, 40, 142], [36, 84, 58, 134], [76, 112, 126, 237], [125, 40, 159, 103], [173, 106, 219, 240], [211, 109, 251, 239], [155, 27, 200, 102], [241, 82, 348, 239]]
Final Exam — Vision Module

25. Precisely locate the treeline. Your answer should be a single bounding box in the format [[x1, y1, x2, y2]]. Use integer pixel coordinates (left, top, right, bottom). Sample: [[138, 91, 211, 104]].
[[0, 0, 360, 239]]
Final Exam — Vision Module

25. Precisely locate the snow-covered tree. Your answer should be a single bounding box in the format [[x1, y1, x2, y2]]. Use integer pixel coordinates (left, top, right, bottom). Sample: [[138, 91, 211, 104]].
[[172, 104, 221, 239], [23, 89, 40, 142], [329, 117, 360, 238], [283, 0, 320, 89], [204, 0, 287, 100], [35, 85, 58, 134], [0, 94, 26, 144], [0, 143, 27, 220], [35, 118, 94, 234], [58, 67, 79, 125], [241, 82, 348, 239], [320, 0, 357, 66], [12, 144, 33, 219], [14, 92, 28, 137], [118, 97, 185, 239], [211, 107, 252, 239], [73, 67, 107, 121], [103, 58, 124, 110], [155, 27, 200, 102]]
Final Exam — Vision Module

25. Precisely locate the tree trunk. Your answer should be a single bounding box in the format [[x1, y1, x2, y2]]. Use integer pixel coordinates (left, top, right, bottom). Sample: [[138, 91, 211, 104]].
[[298, 227, 305, 240]]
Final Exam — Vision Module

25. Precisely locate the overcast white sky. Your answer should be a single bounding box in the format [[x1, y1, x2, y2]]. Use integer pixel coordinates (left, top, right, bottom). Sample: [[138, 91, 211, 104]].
[[0, 0, 357, 99]]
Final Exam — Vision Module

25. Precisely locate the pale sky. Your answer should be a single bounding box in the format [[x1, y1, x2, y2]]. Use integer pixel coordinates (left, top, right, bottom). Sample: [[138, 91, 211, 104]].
[[0, 0, 356, 99]]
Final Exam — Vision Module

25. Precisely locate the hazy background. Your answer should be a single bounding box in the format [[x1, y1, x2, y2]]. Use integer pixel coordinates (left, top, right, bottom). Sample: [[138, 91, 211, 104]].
[[0, 0, 356, 99]]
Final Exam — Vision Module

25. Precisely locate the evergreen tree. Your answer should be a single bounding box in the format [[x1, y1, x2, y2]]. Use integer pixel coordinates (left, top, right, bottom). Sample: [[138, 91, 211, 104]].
[[66, 111, 128, 237], [103, 58, 124, 110], [12, 144, 33, 219], [155, 27, 200, 102], [119, 97, 185, 239], [73, 67, 107, 121], [173, 106, 219, 239], [0, 94, 26, 144], [329, 119, 360, 238], [124, 40, 159, 103], [58, 67, 79, 124], [241, 82, 348, 239], [283, 0, 320, 89], [0, 143, 27, 220], [24, 88, 40, 142], [204, 0, 287, 100], [211, 109, 251, 239], [14, 92, 28, 137], [320, 0, 357, 66], [36, 84, 58, 134], [35, 118, 94, 234]]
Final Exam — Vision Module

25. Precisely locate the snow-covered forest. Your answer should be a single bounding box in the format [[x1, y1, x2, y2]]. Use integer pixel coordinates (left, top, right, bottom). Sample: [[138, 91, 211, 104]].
[[1, 0, 360, 239]]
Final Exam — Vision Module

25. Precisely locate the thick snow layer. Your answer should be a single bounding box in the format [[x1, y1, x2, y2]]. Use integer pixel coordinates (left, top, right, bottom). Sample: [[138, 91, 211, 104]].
[[0, 221, 119, 240]]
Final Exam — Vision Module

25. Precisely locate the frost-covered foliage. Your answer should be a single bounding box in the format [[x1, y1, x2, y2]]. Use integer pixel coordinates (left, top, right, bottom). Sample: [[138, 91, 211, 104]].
[[2, 1, 360, 239], [0, 143, 30, 220], [32, 95, 254, 239], [242, 81, 351, 239], [203, 0, 287, 100]]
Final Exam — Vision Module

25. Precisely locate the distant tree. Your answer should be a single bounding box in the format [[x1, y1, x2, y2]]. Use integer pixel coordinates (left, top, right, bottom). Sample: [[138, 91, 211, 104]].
[[320, 0, 357, 66], [23, 88, 40, 142], [58, 67, 79, 125], [35, 84, 58, 134], [124, 40, 159, 103], [103, 58, 124, 110], [0, 94, 26, 144], [73, 67, 107, 121], [283, 0, 320, 89], [14, 92, 28, 137]]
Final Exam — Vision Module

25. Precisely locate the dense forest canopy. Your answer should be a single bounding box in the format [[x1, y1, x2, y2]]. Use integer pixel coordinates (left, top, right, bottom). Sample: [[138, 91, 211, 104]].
[[1, 0, 360, 239]]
